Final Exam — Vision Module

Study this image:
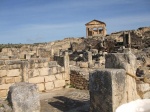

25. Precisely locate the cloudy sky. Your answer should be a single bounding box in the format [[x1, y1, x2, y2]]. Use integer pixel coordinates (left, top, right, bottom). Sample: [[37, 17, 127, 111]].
[[0, 0, 150, 44]]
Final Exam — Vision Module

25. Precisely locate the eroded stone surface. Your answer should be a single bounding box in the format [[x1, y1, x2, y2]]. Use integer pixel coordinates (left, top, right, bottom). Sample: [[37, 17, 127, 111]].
[[7, 82, 40, 112]]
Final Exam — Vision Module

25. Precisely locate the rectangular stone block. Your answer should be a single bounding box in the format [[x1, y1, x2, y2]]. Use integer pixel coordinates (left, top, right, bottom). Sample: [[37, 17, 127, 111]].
[[5, 77, 15, 84], [44, 75, 56, 82], [45, 82, 54, 90], [33, 69, 40, 76], [48, 61, 57, 67], [0, 70, 7, 77], [40, 68, 49, 76], [89, 69, 126, 112], [54, 80, 65, 88], [52, 67, 57, 74], [37, 83, 45, 91], [29, 77, 44, 84], [8, 64, 21, 69], [14, 76, 21, 83], [0, 84, 12, 89], [55, 73, 63, 80], [7, 69, 20, 76], [0, 90, 7, 97], [0, 77, 5, 84]]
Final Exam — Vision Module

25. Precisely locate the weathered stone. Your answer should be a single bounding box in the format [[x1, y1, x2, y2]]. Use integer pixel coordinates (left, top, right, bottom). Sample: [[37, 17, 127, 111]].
[[5, 77, 15, 84], [44, 75, 56, 82], [0, 84, 12, 90], [14, 76, 21, 83], [89, 69, 127, 112], [105, 52, 137, 74], [37, 83, 45, 92], [0, 90, 7, 97], [48, 61, 57, 67], [52, 67, 57, 74], [29, 77, 44, 84], [137, 83, 150, 99], [55, 73, 63, 80], [7, 69, 20, 77], [54, 80, 65, 88], [0, 70, 7, 77], [7, 82, 40, 112], [79, 62, 88, 68], [45, 82, 54, 90], [39, 68, 49, 76], [0, 78, 5, 84], [105, 52, 140, 102]]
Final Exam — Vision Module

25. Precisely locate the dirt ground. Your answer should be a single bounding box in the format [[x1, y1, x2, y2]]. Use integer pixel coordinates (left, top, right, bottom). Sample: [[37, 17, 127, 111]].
[[40, 88, 90, 112]]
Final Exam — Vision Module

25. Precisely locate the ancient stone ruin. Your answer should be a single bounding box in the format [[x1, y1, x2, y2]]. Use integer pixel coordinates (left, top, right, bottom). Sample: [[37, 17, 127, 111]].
[[0, 20, 150, 112]]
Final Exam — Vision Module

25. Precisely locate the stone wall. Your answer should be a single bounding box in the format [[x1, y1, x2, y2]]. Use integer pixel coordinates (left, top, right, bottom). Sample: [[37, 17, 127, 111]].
[[0, 58, 69, 98], [70, 68, 89, 90]]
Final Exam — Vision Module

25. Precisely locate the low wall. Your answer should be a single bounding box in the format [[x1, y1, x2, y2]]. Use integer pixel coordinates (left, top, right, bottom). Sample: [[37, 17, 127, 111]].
[[70, 67, 90, 90], [0, 58, 69, 98]]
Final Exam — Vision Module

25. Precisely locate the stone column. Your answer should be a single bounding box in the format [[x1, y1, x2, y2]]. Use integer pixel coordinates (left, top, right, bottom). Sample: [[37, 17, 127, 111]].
[[88, 51, 92, 68], [103, 27, 107, 36], [64, 52, 70, 82], [86, 27, 89, 37]]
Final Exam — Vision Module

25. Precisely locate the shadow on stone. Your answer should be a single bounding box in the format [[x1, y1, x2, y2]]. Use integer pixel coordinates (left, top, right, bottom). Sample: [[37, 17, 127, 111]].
[[48, 96, 89, 112]]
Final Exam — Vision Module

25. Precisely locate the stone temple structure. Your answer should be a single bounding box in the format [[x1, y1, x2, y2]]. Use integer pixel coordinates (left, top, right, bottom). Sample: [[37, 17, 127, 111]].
[[85, 19, 107, 38]]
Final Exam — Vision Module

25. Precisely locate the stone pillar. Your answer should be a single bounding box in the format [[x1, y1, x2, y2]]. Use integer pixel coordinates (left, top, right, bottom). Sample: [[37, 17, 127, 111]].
[[89, 69, 126, 112], [105, 53, 140, 102], [64, 52, 70, 82], [88, 51, 92, 67], [86, 27, 88, 37], [103, 27, 107, 36]]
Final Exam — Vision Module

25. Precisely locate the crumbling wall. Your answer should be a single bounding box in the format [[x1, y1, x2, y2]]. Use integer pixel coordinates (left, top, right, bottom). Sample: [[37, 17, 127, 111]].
[[0, 57, 69, 98], [70, 68, 89, 90]]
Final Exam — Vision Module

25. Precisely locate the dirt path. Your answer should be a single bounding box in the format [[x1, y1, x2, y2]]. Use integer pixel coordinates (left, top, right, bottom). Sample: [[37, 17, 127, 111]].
[[40, 88, 90, 112]]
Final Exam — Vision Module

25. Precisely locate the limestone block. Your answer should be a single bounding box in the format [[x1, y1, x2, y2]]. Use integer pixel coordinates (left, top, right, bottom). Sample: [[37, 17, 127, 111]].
[[0, 70, 7, 77], [137, 83, 150, 99], [48, 61, 57, 67], [52, 67, 57, 74], [105, 52, 137, 74], [6, 60, 22, 65], [14, 76, 21, 83], [0, 77, 5, 84], [55, 73, 63, 80], [29, 77, 44, 84], [0, 90, 7, 97], [79, 62, 88, 68], [69, 61, 76, 66], [45, 82, 54, 90], [33, 69, 40, 76], [39, 68, 49, 76], [7, 82, 40, 112], [0, 60, 4, 65], [37, 83, 45, 91], [5, 77, 15, 84], [7, 69, 20, 77], [8, 64, 21, 69], [43, 62, 49, 67], [44, 75, 56, 82], [0, 84, 12, 89], [54, 80, 65, 88], [89, 69, 127, 112]]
